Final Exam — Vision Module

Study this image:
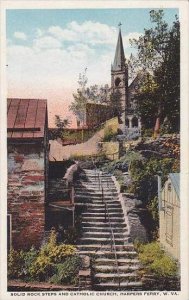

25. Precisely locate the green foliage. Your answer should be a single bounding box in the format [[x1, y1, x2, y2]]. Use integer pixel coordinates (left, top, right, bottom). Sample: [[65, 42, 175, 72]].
[[142, 128, 154, 137], [8, 230, 78, 284], [8, 249, 26, 279], [129, 156, 176, 239], [137, 242, 178, 277], [101, 150, 143, 174], [103, 126, 117, 142], [147, 196, 159, 224], [50, 115, 71, 140], [29, 255, 54, 281], [150, 255, 178, 277], [70, 69, 111, 124], [39, 230, 76, 264], [129, 156, 175, 202], [49, 256, 81, 285], [130, 10, 180, 132]]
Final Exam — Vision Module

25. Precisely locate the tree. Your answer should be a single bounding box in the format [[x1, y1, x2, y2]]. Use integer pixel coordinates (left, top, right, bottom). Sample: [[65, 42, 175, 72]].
[[50, 115, 71, 140], [130, 10, 180, 133], [70, 69, 111, 126], [135, 73, 159, 129], [69, 69, 88, 126]]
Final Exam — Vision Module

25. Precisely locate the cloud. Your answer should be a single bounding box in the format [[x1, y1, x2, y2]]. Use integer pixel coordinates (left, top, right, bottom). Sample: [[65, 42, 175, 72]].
[[33, 36, 62, 49], [8, 21, 142, 125], [48, 21, 117, 46], [14, 31, 27, 41]]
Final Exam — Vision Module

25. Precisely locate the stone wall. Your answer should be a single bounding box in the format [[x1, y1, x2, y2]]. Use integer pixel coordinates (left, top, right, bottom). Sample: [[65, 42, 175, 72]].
[[99, 142, 119, 160], [86, 102, 114, 129], [8, 143, 46, 250]]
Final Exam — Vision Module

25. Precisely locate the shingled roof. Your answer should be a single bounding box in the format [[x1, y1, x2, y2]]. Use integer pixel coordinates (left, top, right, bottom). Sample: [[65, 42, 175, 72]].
[[7, 98, 47, 139]]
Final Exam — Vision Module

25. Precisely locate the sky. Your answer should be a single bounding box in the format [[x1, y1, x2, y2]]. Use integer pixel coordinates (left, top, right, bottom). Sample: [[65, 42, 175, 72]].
[[6, 8, 179, 127]]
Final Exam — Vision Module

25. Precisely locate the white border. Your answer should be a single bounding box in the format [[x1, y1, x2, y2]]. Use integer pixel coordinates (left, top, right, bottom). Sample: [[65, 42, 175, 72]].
[[0, 1, 189, 300]]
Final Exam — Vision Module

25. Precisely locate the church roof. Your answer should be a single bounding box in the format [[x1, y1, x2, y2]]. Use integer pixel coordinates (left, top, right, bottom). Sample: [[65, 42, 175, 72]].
[[112, 28, 126, 71]]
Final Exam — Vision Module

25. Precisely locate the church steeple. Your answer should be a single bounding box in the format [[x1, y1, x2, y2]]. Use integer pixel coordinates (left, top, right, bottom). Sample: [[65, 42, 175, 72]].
[[112, 27, 126, 71], [111, 24, 128, 135]]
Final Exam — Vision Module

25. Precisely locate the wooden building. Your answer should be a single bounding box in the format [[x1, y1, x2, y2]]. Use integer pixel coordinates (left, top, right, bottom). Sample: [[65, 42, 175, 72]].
[[7, 98, 48, 250], [159, 173, 180, 261]]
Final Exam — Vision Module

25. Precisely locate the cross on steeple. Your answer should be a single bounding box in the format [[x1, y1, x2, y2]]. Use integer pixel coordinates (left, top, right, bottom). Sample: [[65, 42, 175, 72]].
[[118, 22, 122, 28]]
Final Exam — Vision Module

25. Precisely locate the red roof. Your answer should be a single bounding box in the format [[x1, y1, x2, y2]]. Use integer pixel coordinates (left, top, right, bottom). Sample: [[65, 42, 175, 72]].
[[7, 98, 47, 139]]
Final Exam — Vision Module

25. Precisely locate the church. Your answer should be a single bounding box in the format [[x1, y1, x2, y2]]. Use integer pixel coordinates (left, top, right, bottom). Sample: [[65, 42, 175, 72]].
[[111, 26, 142, 138], [79, 26, 143, 140]]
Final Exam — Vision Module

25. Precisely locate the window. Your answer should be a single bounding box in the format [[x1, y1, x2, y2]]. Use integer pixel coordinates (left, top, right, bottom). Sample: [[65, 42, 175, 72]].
[[132, 117, 138, 127], [115, 77, 121, 87]]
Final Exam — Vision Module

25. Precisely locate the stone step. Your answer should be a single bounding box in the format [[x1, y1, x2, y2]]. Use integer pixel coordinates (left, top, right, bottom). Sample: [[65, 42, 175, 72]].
[[82, 226, 127, 233], [82, 216, 125, 222], [75, 185, 116, 190], [94, 281, 143, 289], [74, 181, 115, 189], [94, 265, 139, 272], [78, 251, 137, 259], [82, 232, 129, 239], [75, 195, 119, 202], [94, 272, 139, 280], [82, 173, 111, 178], [75, 191, 118, 197], [86, 207, 123, 213], [76, 244, 134, 251], [81, 222, 127, 228], [82, 212, 124, 218], [95, 258, 140, 266], [83, 203, 122, 208], [79, 237, 129, 245], [81, 179, 114, 184]]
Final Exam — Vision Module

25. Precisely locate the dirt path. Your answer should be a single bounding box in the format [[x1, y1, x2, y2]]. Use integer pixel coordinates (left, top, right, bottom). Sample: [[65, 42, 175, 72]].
[[49, 128, 105, 161]]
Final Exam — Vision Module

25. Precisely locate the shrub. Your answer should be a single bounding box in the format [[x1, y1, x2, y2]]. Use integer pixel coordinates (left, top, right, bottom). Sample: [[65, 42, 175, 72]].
[[8, 249, 25, 279], [150, 255, 178, 277], [8, 230, 78, 283], [137, 242, 178, 277], [49, 255, 81, 285], [138, 242, 164, 265], [40, 230, 76, 264], [103, 125, 116, 142], [23, 247, 38, 278], [29, 255, 54, 281]]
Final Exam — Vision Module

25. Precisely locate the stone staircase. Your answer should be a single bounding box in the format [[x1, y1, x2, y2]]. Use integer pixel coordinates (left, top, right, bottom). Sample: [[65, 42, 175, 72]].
[[75, 168, 142, 290]]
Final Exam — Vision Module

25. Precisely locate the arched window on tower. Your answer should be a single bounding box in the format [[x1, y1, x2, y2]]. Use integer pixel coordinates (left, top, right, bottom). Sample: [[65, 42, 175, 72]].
[[126, 118, 129, 128], [132, 117, 138, 128], [115, 77, 121, 87]]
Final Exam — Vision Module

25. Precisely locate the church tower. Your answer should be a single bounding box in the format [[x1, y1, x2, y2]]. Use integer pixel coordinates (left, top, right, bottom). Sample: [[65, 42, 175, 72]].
[[111, 25, 128, 134]]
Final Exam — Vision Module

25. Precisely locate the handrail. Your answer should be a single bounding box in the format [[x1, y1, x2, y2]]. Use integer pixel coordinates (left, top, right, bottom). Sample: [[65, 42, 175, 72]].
[[91, 159, 121, 289]]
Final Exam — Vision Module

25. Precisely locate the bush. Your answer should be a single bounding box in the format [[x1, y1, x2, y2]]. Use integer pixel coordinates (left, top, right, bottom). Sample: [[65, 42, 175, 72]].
[[103, 125, 117, 142], [8, 230, 78, 283], [29, 255, 54, 281], [150, 255, 178, 277], [137, 242, 178, 277], [138, 242, 164, 264], [8, 249, 25, 279], [49, 255, 81, 285], [39, 230, 76, 264]]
